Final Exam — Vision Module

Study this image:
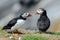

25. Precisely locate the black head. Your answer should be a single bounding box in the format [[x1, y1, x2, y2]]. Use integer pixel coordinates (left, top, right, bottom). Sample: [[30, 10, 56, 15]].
[[35, 8, 47, 15]]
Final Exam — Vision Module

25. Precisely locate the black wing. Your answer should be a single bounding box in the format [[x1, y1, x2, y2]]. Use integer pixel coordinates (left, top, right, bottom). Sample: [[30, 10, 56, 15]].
[[37, 16, 50, 31], [7, 19, 17, 26], [2, 18, 17, 30]]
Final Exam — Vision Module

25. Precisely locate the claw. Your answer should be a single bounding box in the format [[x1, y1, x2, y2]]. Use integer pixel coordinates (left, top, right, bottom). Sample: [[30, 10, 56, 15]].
[[18, 37, 21, 40], [9, 35, 15, 40]]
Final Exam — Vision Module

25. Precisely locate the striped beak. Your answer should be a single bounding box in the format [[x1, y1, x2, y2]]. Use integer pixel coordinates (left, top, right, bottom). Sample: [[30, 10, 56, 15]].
[[35, 9, 43, 15], [28, 13, 32, 17], [35, 10, 40, 15]]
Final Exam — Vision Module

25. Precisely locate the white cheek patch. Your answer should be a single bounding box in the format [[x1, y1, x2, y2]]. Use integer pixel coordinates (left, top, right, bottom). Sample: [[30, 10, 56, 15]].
[[22, 13, 29, 18], [37, 9, 43, 14], [22, 13, 26, 17], [40, 10, 43, 14]]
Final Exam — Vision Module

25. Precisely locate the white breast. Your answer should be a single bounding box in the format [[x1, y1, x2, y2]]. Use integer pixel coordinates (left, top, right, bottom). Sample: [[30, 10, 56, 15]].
[[11, 19, 25, 31], [17, 19, 25, 25]]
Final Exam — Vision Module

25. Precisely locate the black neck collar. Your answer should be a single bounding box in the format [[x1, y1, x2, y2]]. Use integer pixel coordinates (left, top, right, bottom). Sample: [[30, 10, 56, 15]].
[[19, 15, 27, 20]]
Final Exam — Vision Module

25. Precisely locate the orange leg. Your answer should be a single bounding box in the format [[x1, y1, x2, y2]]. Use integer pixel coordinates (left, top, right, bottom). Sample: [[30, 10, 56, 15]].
[[12, 30, 19, 37]]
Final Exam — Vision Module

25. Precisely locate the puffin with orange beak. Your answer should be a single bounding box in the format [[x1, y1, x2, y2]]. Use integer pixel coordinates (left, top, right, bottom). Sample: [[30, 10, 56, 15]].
[[35, 8, 50, 32], [2, 12, 32, 39]]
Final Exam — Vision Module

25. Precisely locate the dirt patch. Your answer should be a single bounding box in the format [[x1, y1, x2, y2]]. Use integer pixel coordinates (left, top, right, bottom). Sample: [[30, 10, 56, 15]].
[[48, 18, 60, 32], [0, 33, 60, 40], [38, 34, 60, 40]]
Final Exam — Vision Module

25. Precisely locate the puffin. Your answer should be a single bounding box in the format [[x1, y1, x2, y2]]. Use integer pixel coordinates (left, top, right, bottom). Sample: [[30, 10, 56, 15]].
[[2, 12, 32, 37], [19, 0, 40, 7], [35, 8, 50, 32]]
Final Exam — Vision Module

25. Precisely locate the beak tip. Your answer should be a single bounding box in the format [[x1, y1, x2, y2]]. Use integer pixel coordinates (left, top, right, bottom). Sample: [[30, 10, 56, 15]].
[[35, 12, 39, 15], [28, 14, 32, 17]]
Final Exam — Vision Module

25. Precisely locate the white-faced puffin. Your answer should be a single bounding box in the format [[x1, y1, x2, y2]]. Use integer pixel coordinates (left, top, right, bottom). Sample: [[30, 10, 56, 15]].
[[2, 12, 32, 37], [35, 8, 50, 32]]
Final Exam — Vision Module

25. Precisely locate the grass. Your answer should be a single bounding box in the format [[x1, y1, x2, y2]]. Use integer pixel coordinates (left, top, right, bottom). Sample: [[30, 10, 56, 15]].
[[46, 32, 60, 35], [0, 29, 7, 34], [0, 26, 7, 34], [0, 25, 60, 40], [0, 28, 60, 40], [35, 32, 60, 35], [21, 34, 48, 40]]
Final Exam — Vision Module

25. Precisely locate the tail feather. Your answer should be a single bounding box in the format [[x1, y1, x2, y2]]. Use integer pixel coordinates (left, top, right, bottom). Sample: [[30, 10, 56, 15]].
[[2, 26, 10, 30]]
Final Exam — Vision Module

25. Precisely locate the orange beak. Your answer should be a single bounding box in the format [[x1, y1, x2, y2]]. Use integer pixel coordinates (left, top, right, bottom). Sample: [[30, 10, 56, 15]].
[[28, 13, 32, 17], [35, 10, 40, 15]]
